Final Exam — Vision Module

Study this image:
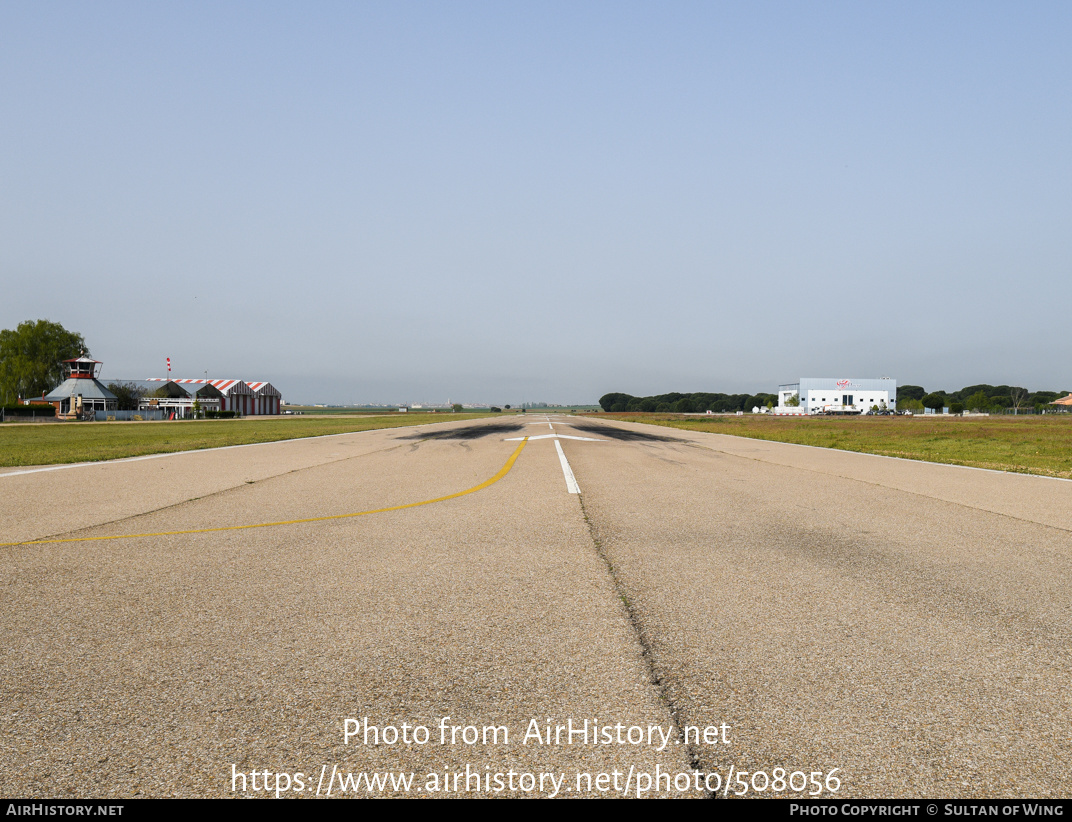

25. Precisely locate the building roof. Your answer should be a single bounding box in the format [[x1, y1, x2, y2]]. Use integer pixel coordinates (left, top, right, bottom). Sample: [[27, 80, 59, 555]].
[[109, 379, 168, 393], [1052, 394, 1072, 406], [147, 378, 254, 395], [44, 378, 117, 402], [246, 382, 281, 396], [121, 380, 224, 399]]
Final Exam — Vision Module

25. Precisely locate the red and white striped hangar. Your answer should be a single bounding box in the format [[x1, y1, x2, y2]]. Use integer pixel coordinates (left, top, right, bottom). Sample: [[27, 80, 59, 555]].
[[244, 382, 282, 415], [147, 379, 283, 415]]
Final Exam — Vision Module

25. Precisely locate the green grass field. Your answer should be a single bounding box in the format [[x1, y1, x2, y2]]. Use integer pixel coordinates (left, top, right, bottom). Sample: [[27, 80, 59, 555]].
[[282, 405, 601, 414], [280, 406, 446, 415], [277, 406, 408, 415], [0, 413, 494, 467], [600, 412, 1072, 479]]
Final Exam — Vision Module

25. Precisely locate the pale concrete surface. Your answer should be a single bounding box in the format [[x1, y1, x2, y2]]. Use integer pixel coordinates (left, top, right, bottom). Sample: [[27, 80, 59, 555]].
[[1, 419, 690, 798], [563, 417, 1072, 798], [0, 425, 446, 543], [2, 415, 1070, 798]]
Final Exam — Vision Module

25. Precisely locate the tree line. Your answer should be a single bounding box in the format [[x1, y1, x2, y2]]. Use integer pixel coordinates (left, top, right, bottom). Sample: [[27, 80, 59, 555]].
[[599, 391, 779, 413], [897, 384, 1069, 413], [601, 385, 1071, 414]]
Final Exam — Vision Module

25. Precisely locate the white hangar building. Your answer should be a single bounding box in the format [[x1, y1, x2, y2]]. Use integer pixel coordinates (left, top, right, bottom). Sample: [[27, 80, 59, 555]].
[[778, 378, 897, 415]]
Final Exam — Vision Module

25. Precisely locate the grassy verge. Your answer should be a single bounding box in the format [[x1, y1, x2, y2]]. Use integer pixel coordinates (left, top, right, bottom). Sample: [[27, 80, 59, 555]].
[[599, 413, 1072, 479], [279, 406, 409, 415], [0, 413, 494, 467]]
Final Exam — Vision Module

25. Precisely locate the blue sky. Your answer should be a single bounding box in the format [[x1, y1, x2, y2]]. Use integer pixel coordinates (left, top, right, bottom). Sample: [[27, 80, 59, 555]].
[[3, 2, 1070, 404]]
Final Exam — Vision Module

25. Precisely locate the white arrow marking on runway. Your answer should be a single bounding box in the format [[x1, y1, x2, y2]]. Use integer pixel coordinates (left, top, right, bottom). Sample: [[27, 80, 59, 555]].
[[504, 434, 603, 441], [503, 430, 603, 493]]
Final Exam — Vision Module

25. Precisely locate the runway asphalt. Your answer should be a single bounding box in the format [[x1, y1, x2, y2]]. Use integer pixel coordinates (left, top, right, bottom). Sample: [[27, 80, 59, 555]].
[[1, 414, 1069, 798]]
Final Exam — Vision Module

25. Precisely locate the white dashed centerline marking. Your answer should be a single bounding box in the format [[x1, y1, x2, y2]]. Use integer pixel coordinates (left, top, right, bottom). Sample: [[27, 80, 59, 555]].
[[554, 440, 580, 494]]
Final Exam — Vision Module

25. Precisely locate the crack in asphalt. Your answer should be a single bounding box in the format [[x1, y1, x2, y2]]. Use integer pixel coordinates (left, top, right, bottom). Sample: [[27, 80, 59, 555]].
[[575, 494, 713, 798]]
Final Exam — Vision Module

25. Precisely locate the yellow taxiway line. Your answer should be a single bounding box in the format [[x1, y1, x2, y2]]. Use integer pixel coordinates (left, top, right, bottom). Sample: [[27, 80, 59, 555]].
[[3, 438, 529, 547]]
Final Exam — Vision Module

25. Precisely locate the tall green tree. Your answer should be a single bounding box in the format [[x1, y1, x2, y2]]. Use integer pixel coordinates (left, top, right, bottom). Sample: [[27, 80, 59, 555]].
[[922, 393, 947, 411], [0, 320, 87, 404], [598, 392, 635, 412]]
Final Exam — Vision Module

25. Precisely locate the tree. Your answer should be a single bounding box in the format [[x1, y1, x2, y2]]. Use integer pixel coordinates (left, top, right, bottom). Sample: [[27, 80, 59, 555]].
[[599, 392, 635, 412], [956, 384, 997, 402], [785, 394, 800, 407], [452, 403, 463, 413], [0, 320, 87, 404], [898, 385, 927, 402], [964, 391, 991, 412], [922, 393, 946, 411], [108, 382, 147, 411], [1029, 391, 1058, 406], [949, 401, 964, 415], [1008, 387, 1029, 413]]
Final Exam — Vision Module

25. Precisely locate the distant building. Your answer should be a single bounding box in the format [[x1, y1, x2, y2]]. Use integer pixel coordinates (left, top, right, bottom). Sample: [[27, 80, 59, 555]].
[[119, 380, 223, 419], [43, 357, 118, 420], [778, 378, 897, 415], [146, 379, 282, 415]]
